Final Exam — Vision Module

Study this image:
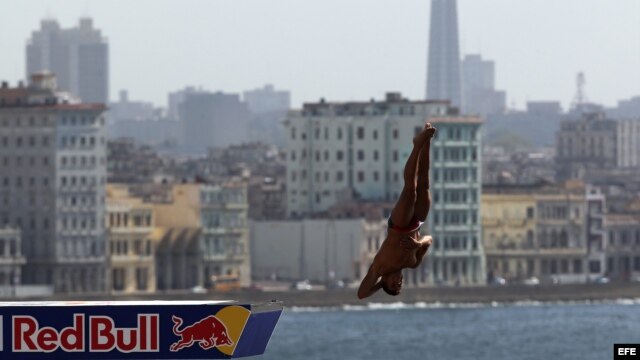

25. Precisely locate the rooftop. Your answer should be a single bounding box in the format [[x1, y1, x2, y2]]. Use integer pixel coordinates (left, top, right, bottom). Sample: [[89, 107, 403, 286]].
[[293, 92, 460, 118], [0, 73, 104, 110]]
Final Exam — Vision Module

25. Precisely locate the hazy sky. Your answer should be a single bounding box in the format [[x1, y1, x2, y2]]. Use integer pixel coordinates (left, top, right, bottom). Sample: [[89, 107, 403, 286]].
[[1, 0, 639, 110]]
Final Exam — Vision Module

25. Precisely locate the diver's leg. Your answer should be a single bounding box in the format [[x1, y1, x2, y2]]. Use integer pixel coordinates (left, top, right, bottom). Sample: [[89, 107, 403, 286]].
[[389, 126, 431, 227], [414, 124, 436, 222]]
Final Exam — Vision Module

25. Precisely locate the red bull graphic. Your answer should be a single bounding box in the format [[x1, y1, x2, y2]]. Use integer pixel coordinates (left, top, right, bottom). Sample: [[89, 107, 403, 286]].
[[170, 315, 233, 352], [0, 301, 281, 359]]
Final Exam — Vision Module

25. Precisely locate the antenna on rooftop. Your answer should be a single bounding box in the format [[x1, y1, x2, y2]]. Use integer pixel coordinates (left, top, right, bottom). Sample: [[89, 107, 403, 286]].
[[572, 72, 588, 110]]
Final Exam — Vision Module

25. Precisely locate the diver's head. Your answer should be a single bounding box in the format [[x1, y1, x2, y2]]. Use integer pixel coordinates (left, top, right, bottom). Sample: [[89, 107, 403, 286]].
[[380, 271, 403, 296]]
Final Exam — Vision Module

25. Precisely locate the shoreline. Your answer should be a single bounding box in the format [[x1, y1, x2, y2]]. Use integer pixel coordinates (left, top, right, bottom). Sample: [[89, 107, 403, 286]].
[[26, 282, 640, 308]]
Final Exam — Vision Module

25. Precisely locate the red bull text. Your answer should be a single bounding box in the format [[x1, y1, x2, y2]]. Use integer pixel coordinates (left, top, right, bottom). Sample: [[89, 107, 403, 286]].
[[12, 314, 158, 353]]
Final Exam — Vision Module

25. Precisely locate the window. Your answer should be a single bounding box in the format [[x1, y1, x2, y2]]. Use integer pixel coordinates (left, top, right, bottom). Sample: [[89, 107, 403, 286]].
[[527, 207, 534, 219], [136, 268, 148, 290], [324, 150, 329, 161], [393, 129, 398, 139], [337, 150, 344, 161], [357, 171, 364, 182], [337, 128, 343, 140], [357, 127, 364, 139], [373, 150, 379, 161], [373, 130, 378, 140], [393, 150, 398, 162], [373, 171, 379, 182], [336, 171, 344, 182], [357, 150, 364, 161], [112, 268, 125, 291], [573, 259, 582, 274], [291, 127, 296, 139]]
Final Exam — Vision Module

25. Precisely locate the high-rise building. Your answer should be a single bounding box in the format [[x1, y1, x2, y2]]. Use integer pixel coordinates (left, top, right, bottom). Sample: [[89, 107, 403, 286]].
[[462, 54, 506, 116], [26, 18, 109, 104], [285, 92, 485, 285], [0, 73, 107, 293], [243, 85, 290, 114], [426, 0, 463, 109], [167, 86, 199, 120], [180, 91, 251, 154], [243, 85, 291, 147]]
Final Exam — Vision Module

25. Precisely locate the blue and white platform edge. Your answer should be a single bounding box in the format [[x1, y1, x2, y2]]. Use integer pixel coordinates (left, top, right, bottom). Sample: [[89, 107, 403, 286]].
[[0, 300, 283, 359]]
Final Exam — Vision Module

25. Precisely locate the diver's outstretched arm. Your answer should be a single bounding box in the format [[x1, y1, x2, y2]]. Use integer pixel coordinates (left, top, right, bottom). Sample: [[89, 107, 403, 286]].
[[357, 264, 382, 299]]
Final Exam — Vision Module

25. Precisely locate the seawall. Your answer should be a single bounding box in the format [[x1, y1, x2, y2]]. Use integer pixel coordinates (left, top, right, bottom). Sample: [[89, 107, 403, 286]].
[[31, 282, 640, 308]]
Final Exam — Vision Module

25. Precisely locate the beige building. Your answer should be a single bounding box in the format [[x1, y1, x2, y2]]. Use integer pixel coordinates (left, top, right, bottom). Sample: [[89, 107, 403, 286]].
[[151, 184, 204, 291], [106, 182, 251, 292], [483, 181, 592, 284], [482, 187, 537, 283], [106, 185, 157, 294]]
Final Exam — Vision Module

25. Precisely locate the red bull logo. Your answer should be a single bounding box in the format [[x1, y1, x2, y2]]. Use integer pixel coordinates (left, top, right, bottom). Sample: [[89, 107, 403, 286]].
[[12, 314, 159, 353], [170, 315, 233, 352]]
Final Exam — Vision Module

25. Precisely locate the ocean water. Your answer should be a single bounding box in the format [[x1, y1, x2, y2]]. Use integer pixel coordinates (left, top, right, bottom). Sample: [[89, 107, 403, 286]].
[[261, 300, 640, 360]]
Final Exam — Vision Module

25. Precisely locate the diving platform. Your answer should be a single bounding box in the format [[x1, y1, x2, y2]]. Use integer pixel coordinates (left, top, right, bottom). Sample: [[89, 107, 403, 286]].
[[0, 300, 282, 359]]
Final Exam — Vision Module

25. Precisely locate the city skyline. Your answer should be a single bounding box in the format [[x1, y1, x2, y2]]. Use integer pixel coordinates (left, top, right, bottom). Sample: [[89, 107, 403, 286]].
[[0, 0, 638, 110]]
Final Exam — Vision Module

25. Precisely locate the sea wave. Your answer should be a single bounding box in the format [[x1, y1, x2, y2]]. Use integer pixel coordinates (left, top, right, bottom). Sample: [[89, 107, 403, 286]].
[[288, 298, 640, 313]]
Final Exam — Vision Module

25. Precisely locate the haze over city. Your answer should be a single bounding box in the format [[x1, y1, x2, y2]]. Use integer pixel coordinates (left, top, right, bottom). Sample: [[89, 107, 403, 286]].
[[1, 1, 640, 359], [1, 0, 639, 108]]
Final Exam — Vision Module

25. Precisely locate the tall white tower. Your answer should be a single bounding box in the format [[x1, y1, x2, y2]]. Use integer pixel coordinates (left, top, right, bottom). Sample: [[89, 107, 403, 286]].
[[426, 0, 463, 110]]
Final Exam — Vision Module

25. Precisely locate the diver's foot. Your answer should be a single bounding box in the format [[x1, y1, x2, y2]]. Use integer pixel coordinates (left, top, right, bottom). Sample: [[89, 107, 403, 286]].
[[413, 123, 436, 146], [424, 122, 437, 139]]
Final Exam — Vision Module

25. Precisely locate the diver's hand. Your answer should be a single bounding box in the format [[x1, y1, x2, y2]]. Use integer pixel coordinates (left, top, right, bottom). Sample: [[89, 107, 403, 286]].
[[401, 237, 421, 250]]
